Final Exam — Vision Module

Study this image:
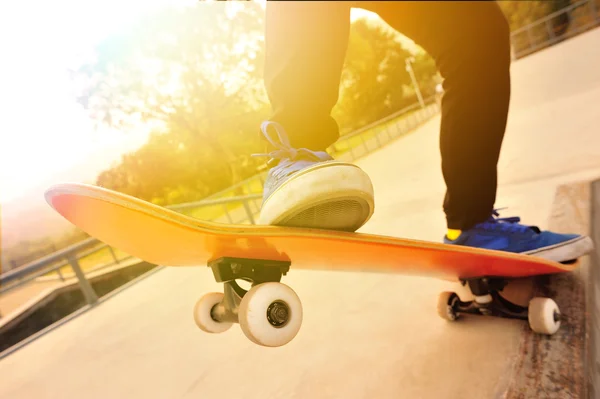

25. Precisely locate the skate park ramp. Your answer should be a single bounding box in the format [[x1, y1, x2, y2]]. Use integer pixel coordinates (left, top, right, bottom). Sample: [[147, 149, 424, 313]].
[[1, 27, 600, 399]]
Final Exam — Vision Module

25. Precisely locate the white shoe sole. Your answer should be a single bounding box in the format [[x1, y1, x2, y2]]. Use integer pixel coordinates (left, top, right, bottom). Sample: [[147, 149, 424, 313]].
[[258, 161, 375, 232], [523, 235, 594, 262]]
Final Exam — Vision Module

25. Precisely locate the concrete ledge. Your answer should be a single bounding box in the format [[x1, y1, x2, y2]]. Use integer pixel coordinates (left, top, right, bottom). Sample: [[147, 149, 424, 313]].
[[0, 259, 159, 355], [589, 179, 600, 398], [502, 180, 598, 398]]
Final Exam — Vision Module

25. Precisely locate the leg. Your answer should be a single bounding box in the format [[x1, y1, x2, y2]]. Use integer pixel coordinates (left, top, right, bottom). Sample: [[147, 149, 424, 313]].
[[362, 1, 511, 230], [264, 1, 352, 150], [258, 1, 594, 261], [363, 2, 592, 260], [259, 1, 374, 230]]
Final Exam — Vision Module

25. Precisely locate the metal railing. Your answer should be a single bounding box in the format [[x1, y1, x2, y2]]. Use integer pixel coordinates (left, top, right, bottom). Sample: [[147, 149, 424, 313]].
[[1, 238, 105, 304], [0, 194, 264, 307], [510, 0, 600, 60], [330, 99, 439, 162]]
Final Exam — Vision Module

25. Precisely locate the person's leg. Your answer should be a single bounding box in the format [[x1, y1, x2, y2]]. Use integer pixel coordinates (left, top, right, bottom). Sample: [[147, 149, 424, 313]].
[[259, 1, 593, 261], [258, 1, 374, 231], [362, 1, 593, 261], [362, 1, 510, 231], [263, 1, 350, 151]]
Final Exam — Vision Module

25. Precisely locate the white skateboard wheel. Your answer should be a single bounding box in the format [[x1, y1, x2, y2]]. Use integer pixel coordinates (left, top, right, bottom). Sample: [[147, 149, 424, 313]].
[[193, 292, 233, 333], [528, 297, 560, 335], [437, 291, 458, 321], [239, 282, 303, 347]]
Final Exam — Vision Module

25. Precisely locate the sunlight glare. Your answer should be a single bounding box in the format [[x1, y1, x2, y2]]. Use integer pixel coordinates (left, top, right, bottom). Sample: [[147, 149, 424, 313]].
[[0, 0, 195, 203]]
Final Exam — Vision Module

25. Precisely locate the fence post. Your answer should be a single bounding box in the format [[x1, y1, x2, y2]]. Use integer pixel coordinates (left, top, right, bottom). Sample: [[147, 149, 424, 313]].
[[591, 0, 599, 23], [387, 125, 393, 140], [67, 255, 98, 305], [375, 128, 382, 148], [526, 26, 535, 51], [545, 19, 555, 42], [107, 246, 119, 265], [223, 204, 234, 223], [242, 199, 256, 225], [56, 268, 65, 282], [249, 197, 260, 214], [395, 120, 403, 137], [360, 134, 368, 153]]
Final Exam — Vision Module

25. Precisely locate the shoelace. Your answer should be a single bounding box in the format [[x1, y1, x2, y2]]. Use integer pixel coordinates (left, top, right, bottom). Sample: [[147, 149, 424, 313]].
[[476, 208, 537, 234], [252, 121, 328, 167]]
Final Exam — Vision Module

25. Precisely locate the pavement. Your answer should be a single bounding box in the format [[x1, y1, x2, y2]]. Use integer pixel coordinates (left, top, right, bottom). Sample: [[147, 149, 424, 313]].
[[0, 27, 599, 399]]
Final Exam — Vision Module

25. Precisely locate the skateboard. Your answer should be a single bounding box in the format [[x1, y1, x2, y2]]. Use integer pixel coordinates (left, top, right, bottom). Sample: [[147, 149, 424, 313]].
[[45, 183, 579, 347]]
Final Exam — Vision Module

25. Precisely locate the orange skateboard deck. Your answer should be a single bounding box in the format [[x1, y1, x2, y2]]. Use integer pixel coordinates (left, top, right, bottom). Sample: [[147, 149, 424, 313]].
[[45, 183, 579, 346]]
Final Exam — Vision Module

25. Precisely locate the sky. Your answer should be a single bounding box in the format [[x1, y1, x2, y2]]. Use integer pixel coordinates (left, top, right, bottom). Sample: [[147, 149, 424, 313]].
[[0, 0, 393, 205], [0, 0, 198, 204]]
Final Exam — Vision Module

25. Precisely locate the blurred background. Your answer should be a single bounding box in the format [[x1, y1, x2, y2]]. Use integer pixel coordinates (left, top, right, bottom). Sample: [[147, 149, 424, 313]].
[[0, 0, 599, 358]]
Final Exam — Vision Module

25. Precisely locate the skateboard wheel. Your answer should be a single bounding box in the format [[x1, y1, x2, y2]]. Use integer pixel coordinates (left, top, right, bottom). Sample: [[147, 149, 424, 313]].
[[437, 291, 459, 321], [239, 282, 303, 347], [528, 297, 560, 335], [193, 292, 233, 334]]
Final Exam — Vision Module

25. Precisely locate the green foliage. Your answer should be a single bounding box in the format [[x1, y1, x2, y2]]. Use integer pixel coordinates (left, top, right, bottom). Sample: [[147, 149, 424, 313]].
[[334, 19, 411, 133], [499, 1, 552, 31], [499, 0, 575, 56], [334, 19, 437, 134], [498, 0, 572, 32], [73, 3, 436, 205], [77, 2, 270, 203]]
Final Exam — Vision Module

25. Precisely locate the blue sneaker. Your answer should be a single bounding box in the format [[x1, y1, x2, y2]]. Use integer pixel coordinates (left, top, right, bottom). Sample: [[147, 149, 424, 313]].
[[254, 121, 375, 231], [443, 209, 594, 262]]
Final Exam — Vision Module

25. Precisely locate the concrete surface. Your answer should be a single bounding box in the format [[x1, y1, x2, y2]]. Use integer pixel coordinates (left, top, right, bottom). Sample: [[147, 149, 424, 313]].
[[0, 280, 62, 316], [590, 180, 600, 398], [0, 27, 599, 399], [505, 181, 593, 398]]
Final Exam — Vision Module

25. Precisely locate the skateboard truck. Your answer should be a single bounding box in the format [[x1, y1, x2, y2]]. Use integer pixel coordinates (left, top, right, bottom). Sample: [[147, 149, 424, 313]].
[[438, 277, 561, 335], [456, 278, 528, 319], [193, 257, 303, 347], [206, 257, 291, 324]]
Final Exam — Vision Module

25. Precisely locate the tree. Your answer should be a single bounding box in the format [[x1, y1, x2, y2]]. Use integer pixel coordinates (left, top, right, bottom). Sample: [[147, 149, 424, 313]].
[[74, 4, 436, 204], [499, 0, 573, 55], [333, 18, 434, 134], [499, 1, 553, 31], [548, 0, 572, 36], [499, 0, 573, 34], [74, 2, 269, 203]]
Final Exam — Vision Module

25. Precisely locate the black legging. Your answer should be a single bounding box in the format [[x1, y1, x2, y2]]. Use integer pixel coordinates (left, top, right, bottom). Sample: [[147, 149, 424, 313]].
[[263, 1, 512, 230]]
